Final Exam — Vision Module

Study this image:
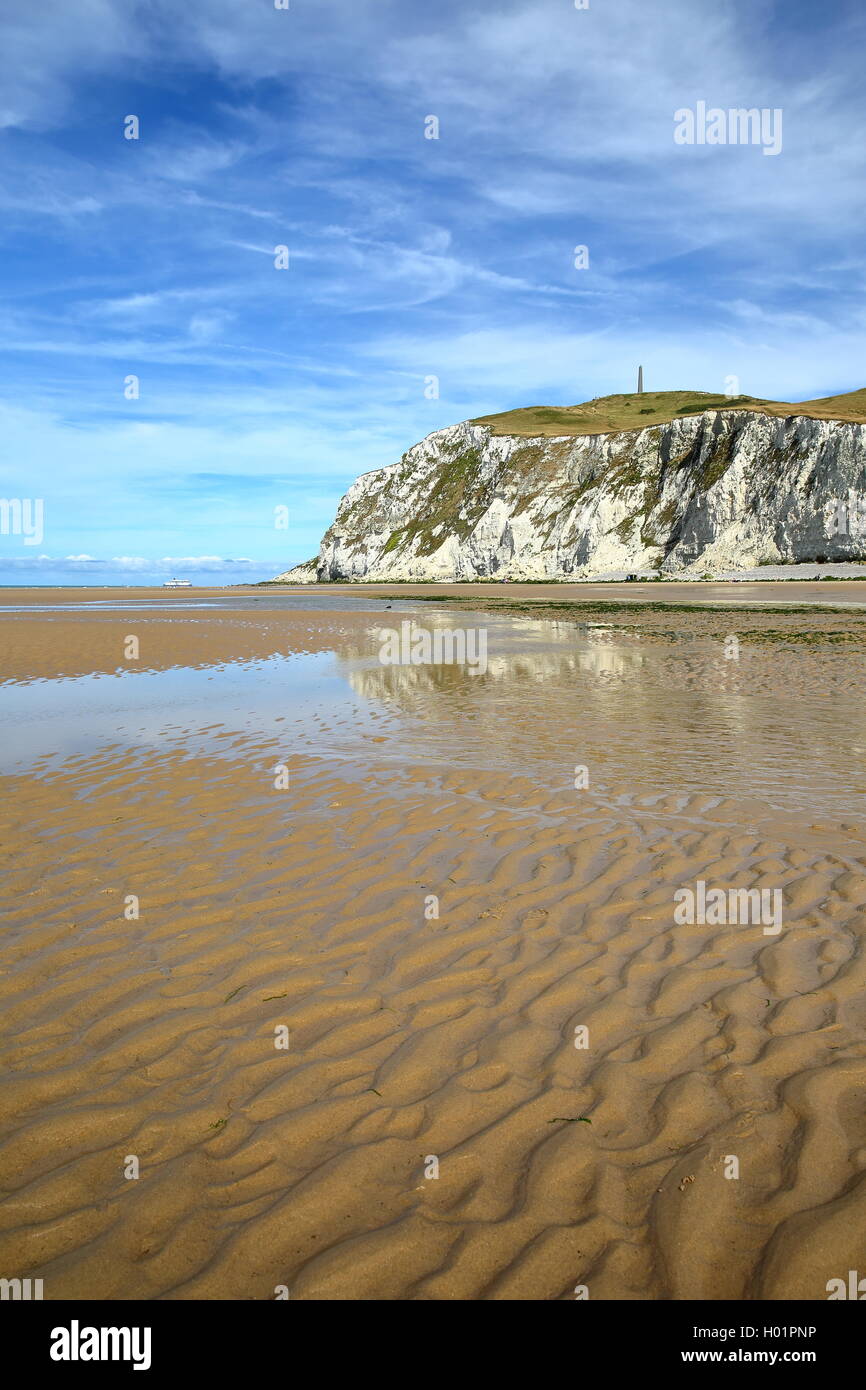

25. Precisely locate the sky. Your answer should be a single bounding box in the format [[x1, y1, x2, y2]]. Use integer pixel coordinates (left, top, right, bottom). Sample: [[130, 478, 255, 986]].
[[0, 0, 864, 584]]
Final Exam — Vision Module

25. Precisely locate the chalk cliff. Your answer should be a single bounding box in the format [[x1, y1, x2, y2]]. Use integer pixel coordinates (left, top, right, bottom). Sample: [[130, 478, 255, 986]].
[[274, 391, 866, 581]]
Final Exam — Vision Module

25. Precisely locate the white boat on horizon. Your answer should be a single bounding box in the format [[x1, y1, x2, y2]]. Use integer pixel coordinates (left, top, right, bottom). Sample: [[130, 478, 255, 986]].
[[163, 578, 192, 588]]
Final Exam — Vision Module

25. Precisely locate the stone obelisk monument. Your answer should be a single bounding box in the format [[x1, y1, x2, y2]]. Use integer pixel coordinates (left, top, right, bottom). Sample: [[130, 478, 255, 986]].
[[637, 365, 644, 393]]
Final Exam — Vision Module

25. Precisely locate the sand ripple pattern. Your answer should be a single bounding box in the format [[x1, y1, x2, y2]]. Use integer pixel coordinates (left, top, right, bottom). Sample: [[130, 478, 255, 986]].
[[2, 747, 866, 1300]]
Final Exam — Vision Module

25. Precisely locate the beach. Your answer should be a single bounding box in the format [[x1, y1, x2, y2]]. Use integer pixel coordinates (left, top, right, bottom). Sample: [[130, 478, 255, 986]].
[[2, 583, 865, 1300]]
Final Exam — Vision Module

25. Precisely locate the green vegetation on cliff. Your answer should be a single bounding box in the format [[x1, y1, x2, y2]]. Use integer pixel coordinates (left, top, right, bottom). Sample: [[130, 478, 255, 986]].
[[472, 388, 866, 439]]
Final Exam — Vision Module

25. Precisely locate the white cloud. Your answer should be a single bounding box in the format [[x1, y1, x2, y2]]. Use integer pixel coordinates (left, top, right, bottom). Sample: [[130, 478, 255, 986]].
[[2, 554, 268, 573]]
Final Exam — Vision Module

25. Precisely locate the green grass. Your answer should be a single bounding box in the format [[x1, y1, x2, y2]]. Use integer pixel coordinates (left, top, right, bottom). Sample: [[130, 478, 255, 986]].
[[377, 593, 865, 617], [369, 592, 866, 648], [471, 387, 866, 439]]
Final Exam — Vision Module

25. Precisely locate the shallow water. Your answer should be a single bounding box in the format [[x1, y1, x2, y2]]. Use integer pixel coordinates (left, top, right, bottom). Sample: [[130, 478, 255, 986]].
[[1, 598, 862, 818]]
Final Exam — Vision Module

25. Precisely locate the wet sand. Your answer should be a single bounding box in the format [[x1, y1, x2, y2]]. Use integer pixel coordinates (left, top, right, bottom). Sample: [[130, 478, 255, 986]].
[[6, 577, 866, 607], [1, 586, 865, 1300]]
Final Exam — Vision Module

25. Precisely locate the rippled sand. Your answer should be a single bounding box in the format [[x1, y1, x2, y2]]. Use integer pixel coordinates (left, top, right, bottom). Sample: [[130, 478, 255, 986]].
[[2, 587, 866, 1300]]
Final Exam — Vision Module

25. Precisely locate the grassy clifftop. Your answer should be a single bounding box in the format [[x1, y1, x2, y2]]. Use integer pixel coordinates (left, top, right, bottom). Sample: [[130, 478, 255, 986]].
[[472, 388, 866, 439]]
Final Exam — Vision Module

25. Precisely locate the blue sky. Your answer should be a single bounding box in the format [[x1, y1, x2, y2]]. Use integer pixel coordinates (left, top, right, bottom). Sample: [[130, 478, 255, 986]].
[[0, 0, 864, 583]]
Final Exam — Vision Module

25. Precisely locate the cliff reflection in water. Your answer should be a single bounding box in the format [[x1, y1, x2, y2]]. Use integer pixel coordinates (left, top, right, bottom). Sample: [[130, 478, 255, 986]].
[[329, 614, 861, 816]]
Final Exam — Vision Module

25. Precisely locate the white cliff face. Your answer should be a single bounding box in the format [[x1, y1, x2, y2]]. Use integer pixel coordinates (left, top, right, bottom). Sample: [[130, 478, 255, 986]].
[[273, 557, 318, 583], [273, 410, 866, 582]]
